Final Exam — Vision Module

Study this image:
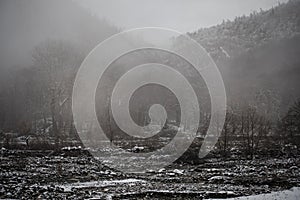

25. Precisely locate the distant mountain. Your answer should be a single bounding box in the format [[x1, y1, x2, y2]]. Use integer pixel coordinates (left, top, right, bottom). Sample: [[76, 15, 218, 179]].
[[186, 0, 300, 111], [188, 0, 300, 62]]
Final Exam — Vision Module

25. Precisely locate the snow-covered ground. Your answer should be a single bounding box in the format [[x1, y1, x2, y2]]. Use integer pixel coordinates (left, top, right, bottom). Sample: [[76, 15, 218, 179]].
[[1, 150, 299, 199], [54, 179, 146, 192], [211, 187, 300, 200]]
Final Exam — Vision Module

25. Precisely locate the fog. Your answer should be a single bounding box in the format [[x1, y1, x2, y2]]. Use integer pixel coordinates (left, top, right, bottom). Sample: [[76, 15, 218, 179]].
[[77, 0, 288, 32], [0, 0, 119, 69], [0, 0, 288, 69]]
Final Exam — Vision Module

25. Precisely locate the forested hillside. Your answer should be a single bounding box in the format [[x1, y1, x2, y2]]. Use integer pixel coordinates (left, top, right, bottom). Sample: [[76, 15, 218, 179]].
[[189, 0, 300, 62], [187, 0, 300, 110]]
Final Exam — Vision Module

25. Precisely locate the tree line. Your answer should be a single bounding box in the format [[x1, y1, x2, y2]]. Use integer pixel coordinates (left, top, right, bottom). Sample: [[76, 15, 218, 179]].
[[0, 38, 299, 157]]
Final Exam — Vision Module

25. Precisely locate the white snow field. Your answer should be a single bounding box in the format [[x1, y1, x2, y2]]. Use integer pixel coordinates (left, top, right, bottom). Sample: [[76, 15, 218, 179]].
[[211, 187, 300, 200]]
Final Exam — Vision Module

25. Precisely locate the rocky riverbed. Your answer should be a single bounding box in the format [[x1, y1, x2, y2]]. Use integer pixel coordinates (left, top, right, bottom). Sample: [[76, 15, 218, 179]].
[[0, 149, 299, 199]]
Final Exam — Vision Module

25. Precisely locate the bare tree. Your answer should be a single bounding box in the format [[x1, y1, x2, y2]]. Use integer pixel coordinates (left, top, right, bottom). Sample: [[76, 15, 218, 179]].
[[32, 39, 82, 149], [218, 107, 238, 157], [278, 100, 300, 147]]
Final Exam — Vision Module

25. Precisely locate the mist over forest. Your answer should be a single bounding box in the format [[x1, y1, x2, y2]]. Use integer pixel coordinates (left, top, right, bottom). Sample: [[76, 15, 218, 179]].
[[1, 0, 299, 131]]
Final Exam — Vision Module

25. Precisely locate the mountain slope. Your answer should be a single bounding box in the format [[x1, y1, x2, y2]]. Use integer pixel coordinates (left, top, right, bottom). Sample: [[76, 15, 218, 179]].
[[188, 0, 300, 62], [187, 0, 300, 111]]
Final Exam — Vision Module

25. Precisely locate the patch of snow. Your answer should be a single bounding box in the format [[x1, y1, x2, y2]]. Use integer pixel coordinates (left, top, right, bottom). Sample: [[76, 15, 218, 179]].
[[61, 146, 82, 151], [210, 187, 300, 200], [206, 190, 235, 195], [173, 169, 184, 175], [166, 172, 175, 176], [220, 46, 230, 58], [53, 179, 146, 192], [146, 169, 155, 173], [158, 168, 165, 173], [132, 146, 145, 152], [209, 176, 227, 181], [206, 168, 224, 172]]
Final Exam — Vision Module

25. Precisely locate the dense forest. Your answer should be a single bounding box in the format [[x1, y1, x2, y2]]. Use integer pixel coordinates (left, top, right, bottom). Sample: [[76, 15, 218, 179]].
[[189, 0, 300, 110]]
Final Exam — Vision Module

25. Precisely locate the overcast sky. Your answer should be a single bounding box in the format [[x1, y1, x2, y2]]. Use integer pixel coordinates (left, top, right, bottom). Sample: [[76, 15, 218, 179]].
[[76, 0, 288, 33]]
